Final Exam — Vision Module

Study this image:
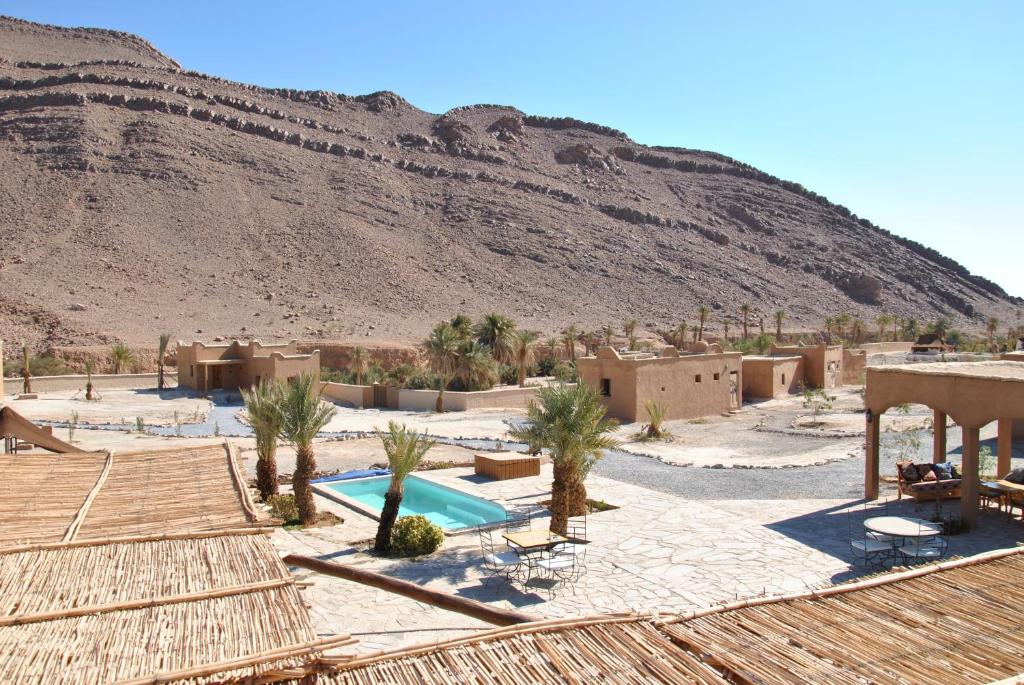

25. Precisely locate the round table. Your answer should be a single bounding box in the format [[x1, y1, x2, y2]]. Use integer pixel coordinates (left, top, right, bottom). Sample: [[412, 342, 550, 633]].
[[864, 516, 941, 538]]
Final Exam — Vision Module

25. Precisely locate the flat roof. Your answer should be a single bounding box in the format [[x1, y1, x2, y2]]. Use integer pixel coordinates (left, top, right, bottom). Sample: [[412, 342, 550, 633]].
[[195, 358, 246, 365], [870, 361, 1024, 382], [742, 355, 803, 362]]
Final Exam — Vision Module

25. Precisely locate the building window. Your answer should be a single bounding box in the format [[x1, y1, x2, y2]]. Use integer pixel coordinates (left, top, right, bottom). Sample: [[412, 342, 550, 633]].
[[782, 373, 786, 385], [713, 373, 720, 381], [600, 378, 611, 396], [190, 365, 194, 378], [695, 374, 702, 383]]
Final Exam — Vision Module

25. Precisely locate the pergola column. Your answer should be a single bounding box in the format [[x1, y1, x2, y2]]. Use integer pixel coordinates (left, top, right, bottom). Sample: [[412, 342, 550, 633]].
[[998, 418, 1014, 477], [865, 410, 880, 499], [961, 426, 981, 528], [933, 411, 947, 463]]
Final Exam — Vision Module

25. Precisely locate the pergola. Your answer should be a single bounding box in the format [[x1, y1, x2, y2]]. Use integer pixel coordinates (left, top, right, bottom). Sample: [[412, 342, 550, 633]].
[[865, 361, 1024, 526]]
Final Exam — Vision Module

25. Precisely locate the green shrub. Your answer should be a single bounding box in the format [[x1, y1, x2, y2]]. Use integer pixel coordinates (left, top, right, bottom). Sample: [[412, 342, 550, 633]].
[[268, 494, 300, 524], [4, 355, 71, 377], [389, 515, 444, 556], [499, 363, 518, 386]]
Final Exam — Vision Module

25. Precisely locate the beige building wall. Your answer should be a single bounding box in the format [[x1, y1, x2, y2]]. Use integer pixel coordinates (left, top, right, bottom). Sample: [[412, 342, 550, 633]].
[[859, 342, 915, 354], [578, 346, 742, 423], [771, 344, 844, 389], [177, 340, 319, 392], [741, 356, 803, 399], [843, 348, 867, 385]]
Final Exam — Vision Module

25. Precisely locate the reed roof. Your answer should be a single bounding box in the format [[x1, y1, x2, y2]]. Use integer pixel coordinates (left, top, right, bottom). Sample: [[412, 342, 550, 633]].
[[323, 547, 1024, 685], [0, 529, 356, 684], [0, 441, 259, 547]]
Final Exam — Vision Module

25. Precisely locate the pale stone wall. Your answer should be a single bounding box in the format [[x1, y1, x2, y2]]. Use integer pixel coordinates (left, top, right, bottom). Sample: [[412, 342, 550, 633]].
[[741, 356, 803, 399], [842, 348, 867, 386], [320, 382, 374, 408], [578, 346, 742, 423], [860, 342, 915, 354], [1, 372, 174, 395]]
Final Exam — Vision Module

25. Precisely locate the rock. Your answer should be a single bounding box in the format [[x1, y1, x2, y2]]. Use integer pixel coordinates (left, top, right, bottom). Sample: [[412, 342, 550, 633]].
[[69, 303, 87, 311]]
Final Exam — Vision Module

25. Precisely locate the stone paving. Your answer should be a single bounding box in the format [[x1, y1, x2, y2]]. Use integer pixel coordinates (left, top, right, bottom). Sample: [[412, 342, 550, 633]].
[[274, 466, 1024, 652]]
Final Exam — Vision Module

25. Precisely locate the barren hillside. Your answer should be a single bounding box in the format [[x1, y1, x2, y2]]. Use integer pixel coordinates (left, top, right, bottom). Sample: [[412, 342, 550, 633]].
[[0, 15, 1018, 350]]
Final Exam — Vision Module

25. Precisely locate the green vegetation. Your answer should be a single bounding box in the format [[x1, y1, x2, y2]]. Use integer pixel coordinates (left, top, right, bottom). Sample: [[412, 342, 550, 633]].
[[135, 416, 145, 433], [267, 493, 300, 525], [157, 333, 172, 390], [279, 374, 337, 525], [389, 515, 445, 557], [109, 343, 135, 374], [801, 387, 835, 425], [636, 400, 670, 441], [374, 421, 435, 553], [350, 346, 369, 386], [509, 383, 620, 535], [68, 411, 79, 442]]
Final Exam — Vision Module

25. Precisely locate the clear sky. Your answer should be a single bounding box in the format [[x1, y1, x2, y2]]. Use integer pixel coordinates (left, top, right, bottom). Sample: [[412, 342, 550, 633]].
[[4, 1, 1022, 297]]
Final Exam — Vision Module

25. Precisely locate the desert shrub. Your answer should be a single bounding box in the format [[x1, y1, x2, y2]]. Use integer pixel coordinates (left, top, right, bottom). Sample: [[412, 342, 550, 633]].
[[267, 493, 300, 524], [4, 355, 71, 377], [403, 369, 440, 390], [536, 356, 559, 376], [499, 363, 518, 386], [386, 363, 418, 386], [320, 368, 354, 384], [389, 515, 444, 556]]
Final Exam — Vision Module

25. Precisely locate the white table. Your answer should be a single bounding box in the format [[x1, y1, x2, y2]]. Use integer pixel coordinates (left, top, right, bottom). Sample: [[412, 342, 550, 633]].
[[864, 516, 941, 538]]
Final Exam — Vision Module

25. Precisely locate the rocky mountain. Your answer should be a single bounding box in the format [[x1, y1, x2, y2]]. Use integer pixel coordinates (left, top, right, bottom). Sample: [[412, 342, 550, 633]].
[[0, 15, 1018, 351]]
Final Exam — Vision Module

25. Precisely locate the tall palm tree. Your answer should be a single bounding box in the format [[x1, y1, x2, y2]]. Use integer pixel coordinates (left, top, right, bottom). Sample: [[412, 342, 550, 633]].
[[157, 333, 172, 390], [601, 324, 615, 348], [723, 318, 731, 343], [904, 317, 920, 341], [241, 381, 285, 501], [835, 313, 851, 341], [850, 318, 865, 344], [457, 340, 498, 391], [21, 344, 31, 394], [449, 313, 474, 343], [562, 324, 579, 363], [512, 329, 539, 387], [740, 304, 751, 340], [509, 383, 620, 534], [279, 374, 337, 525], [84, 359, 95, 400], [110, 343, 134, 374], [824, 316, 835, 340], [581, 330, 597, 356], [373, 421, 435, 553], [424, 323, 460, 412], [930, 317, 950, 339], [875, 314, 893, 342], [673, 322, 689, 349], [775, 309, 786, 342], [350, 345, 369, 385], [623, 319, 638, 340], [476, 313, 517, 364], [987, 316, 1000, 348], [697, 306, 710, 341], [545, 335, 560, 360]]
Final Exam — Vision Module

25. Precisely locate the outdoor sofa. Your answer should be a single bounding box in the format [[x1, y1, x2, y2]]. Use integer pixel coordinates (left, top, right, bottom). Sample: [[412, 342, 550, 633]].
[[896, 461, 961, 502]]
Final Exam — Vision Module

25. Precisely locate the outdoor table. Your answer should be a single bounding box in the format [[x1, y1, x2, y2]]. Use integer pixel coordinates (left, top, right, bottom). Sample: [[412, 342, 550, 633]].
[[864, 516, 941, 538], [502, 529, 566, 553], [982, 481, 1022, 518]]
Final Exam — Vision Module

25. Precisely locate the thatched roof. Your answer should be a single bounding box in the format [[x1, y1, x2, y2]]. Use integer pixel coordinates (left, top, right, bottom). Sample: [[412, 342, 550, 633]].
[[0, 529, 356, 684], [0, 441, 259, 546], [0, 405, 85, 453], [322, 547, 1024, 685]]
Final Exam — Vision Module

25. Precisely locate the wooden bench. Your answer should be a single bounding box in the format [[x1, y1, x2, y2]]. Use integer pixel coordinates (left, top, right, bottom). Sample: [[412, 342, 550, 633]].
[[474, 452, 541, 481]]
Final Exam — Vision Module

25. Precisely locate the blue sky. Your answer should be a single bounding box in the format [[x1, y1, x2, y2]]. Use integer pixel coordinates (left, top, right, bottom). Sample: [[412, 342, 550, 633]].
[[5, 1, 1022, 297]]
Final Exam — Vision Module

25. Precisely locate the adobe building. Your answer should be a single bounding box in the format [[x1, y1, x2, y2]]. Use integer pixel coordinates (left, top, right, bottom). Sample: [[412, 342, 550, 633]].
[[741, 355, 803, 399], [577, 345, 742, 423], [176, 340, 320, 392], [770, 344, 844, 390]]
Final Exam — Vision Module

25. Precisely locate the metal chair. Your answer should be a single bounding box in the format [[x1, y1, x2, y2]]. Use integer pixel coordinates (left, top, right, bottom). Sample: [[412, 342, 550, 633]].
[[536, 545, 578, 599], [896, 522, 948, 565], [550, 514, 588, 581], [478, 526, 522, 588], [847, 506, 893, 568]]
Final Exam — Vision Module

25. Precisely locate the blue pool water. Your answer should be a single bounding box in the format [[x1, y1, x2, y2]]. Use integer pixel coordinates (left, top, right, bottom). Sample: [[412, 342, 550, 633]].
[[324, 475, 507, 530]]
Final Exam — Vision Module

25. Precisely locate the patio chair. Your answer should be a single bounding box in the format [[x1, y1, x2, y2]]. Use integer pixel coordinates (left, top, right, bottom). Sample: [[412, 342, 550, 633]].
[[550, 514, 588, 581], [536, 545, 578, 599], [896, 523, 948, 565], [478, 526, 522, 588], [847, 506, 893, 568]]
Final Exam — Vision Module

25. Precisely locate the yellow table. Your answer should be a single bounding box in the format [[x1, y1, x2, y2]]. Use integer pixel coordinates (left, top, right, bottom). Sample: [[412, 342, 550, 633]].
[[502, 529, 565, 552]]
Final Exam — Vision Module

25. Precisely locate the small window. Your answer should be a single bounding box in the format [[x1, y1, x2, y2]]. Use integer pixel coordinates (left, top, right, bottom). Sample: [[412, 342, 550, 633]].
[[600, 378, 611, 396], [713, 373, 720, 381], [695, 374, 702, 383], [661, 386, 666, 392], [190, 365, 194, 378], [782, 373, 786, 385]]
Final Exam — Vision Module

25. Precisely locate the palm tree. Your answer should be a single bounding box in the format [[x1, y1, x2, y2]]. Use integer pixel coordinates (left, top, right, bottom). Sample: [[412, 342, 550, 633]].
[[774, 309, 786, 342], [850, 318, 865, 344], [623, 319, 638, 340], [545, 335, 560, 360], [457, 340, 498, 391], [449, 313, 474, 342], [835, 313, 851, 342], [673, 322, 688, 349], [241, 381, 285, 501], [509, 384, 620, 535], [476, 313, 517, 364], [350, 345, 369, 385], [21, 344, 31, 394], [697, 306, 710, 341], [824, 316, 835, 340], [875, 314, 892, 342], [562, 324, 578, 363], [987, 316, 1000, 348], [740, 303, 751, 340], [601, 325, 615, 348], [373, 421, 435, 553], [904, 317, 920, 341], [279, 374, 337, 525], [581, 330, 597, 356], [512, 329, 539, 387], [723, 318, 731, 343], [110, 343, 134, 374], [155, 333, 172, 390], [84, 359, 95, 400], [424, 323, 460, 412], [930, 317, 950, 339]]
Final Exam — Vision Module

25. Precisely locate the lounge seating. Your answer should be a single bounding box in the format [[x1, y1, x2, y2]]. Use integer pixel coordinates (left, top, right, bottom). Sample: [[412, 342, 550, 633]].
[[475, 452, 541, 480], [896, 461, 961, 502]]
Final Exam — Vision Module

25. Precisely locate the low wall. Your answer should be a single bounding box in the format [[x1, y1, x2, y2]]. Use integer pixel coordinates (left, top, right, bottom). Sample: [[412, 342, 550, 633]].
[[320, 382, 374, 408], [2, 372, 175, 395], [860, 342, 915, 354], [401, 384, 544, 412], [842, 349, 867, 385]]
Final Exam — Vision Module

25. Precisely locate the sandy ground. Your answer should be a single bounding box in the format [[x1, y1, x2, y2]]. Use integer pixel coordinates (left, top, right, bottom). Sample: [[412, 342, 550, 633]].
[[5, 389, 210, 426]]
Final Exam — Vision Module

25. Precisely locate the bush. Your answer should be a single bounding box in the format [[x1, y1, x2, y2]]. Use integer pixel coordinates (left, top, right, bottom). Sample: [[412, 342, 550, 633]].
[[499, 363, 518, 386], [4, 355, 71, 377], [267, 494, 300, 524], [389, 515, 444, 556]]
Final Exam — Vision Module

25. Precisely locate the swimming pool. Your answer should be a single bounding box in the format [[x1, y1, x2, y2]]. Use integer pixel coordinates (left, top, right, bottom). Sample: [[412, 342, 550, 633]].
[[321, 475, 507, 530]]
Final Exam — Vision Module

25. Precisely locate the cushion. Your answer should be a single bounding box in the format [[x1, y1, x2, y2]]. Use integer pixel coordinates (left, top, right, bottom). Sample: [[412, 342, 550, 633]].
[[933, 462, 954, 480], [921, 469, 938, 482], [950, 463, 961, 479], [915, 464, 935, 481], [901, 462, 921, 483], [1005, 467, 1024, 485]]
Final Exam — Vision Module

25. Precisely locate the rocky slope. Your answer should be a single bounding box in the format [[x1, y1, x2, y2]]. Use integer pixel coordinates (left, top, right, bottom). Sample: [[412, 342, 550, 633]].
[[0, 15, 1017, 351]]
